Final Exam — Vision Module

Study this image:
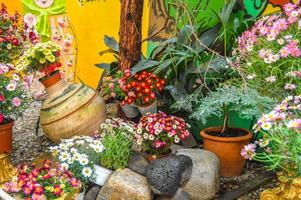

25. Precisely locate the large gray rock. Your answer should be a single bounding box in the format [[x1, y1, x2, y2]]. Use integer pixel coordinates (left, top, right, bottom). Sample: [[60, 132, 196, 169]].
[[84, 186, 101, 200], [128, 152, 149, 175], [156, 188, 190, 200], [176, 149, 220, 200], [97, 168, 153, 200], [146, 155, 193, 196]]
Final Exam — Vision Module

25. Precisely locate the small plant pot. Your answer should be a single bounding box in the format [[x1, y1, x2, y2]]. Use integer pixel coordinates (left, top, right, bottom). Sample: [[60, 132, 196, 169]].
[[91, 164, 113, 186], [119, 103, 139, 118], [146, 149, 172, 161], [39, 70, 62, 89], [0, 121, 14, 154], [138, 101, 157, 116], [200, 127, 253, 177]]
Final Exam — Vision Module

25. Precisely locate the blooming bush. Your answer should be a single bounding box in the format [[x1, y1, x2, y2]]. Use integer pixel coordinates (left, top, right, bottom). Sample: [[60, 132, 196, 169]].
[[0, 4, 36, 64], [16, 41, 62, 76], [0, 64, 31, 125], [102, 71, 126, 101], [48, 136, 104, 185], [3, 160, 81, 200], [242, 96, 301, 176], [134, 112, 190, 156], [233, 2, 301, 100], [99, 118, 135, 169], [120, 70, 165, 106]]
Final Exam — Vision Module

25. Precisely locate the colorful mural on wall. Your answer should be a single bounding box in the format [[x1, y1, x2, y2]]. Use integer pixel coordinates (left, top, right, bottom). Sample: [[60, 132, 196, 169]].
[[147, 0, 300, 44]]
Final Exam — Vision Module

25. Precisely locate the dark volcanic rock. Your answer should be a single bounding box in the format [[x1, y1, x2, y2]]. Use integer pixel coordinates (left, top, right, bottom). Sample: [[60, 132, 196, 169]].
[[146, 155, 193, 196], [128, 152, 149, 175], [84, 186, 101, 200]]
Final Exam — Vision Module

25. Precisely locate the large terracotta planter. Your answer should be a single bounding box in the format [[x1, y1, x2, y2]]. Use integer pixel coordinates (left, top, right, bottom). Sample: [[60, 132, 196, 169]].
[[0, 121, 14, 153], [200, 127, 253, 177], [39, 72, 106, 143]]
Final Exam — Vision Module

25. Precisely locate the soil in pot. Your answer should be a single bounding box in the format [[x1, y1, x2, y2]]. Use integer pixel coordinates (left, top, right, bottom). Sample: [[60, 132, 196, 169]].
[[201, 127, 253, 177]]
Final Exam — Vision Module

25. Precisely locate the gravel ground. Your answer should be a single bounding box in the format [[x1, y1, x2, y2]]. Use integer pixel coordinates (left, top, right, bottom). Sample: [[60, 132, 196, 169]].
[[10, 102, 277, 200]]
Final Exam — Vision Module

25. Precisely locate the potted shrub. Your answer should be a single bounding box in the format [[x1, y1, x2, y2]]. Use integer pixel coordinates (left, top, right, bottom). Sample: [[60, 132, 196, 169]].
[[121, 70, 165, 116], [134, 111, 190, 160], [16, 41, 63, 89], [233, 2, 301, 101], [189, 86, 273, 177], [102, 70, 139, 118], [242, 95, 301, 199], [98, 118, 134, 171], [2, 160, 82, 200], [48, 135, 105, 187]]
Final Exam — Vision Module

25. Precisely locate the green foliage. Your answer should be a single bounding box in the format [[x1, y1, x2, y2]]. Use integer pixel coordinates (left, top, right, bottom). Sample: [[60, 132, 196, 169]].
[[173, 85, 275, 125], [100, 131, 132, 170]]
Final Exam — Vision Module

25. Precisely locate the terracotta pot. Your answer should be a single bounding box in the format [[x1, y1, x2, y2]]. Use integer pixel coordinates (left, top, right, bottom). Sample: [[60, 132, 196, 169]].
[[119, 103, 139, 118], [200, 127, 253, 177], [0, 121, 14, 153], [138, 100, 157, 116], [39, 77, 106, 143], [40, 70, 62, 89], [146, 149, 171, 161]]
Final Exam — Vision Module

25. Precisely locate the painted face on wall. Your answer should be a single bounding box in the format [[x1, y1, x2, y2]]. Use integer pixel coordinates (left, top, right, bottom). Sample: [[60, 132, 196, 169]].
[[34, 0, 54, 8]]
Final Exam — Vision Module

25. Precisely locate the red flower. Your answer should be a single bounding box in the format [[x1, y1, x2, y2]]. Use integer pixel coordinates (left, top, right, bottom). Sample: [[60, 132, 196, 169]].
[[22, 185, 32, 196], [0, 113, 4, 124], [53, 185, 63, 196], [34, 186, 44, 195]]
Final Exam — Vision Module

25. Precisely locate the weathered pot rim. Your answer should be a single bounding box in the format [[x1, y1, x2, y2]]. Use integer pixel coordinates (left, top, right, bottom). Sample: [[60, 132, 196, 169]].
[[0, 120, 14, 131], [136, 100, 157, 108], [200, 126, 253, 143]]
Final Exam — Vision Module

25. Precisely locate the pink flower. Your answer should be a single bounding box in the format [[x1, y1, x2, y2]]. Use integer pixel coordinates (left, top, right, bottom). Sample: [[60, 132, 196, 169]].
[[70, 178, 80, 188], [152, 140, 166, 149], [0, 113, 4, 124], [110, 92, 116, 98], [284, 3, 297, 14], [241, 143, 256, 160], [284, 83, 297, 90], [108, 82, 114, 89], [32, 193, 46, 200], [22, 185, 32, 195], [3, 181, 20, 193], [12, 97, 21, 107], [287, 119, 301, 129], [0, 94, 4, 102], [280, 47, 290, 58]]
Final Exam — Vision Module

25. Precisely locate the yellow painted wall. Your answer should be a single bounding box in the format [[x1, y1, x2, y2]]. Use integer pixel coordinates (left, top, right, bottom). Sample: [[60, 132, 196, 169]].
[[0, 0, 149, 88]]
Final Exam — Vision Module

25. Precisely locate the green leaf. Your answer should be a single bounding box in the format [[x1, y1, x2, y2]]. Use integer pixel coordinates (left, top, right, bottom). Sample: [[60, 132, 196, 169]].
[[95, 63, 111, 70], [195, 24, 221, 53], [130, 60, 160, 75], [104, 35, 119, 52]]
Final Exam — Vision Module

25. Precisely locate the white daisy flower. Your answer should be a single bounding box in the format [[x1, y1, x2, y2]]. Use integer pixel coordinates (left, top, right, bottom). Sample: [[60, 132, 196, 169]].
[[82, 167, 93, 178], [79, 157, 89, 166], [137, 128, 143, 134], [100, 123, 107, 129], [143, 133, 149, 139], [59, 152, 70, 162], [149, 135, 155, 141], [67, 157, 74, 164], [174, 137, 180, 143], [59, 143, 69, 151]]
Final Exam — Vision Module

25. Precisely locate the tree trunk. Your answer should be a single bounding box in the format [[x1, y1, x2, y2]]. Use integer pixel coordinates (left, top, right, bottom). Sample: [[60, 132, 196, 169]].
[[119, 0, 144, 70]]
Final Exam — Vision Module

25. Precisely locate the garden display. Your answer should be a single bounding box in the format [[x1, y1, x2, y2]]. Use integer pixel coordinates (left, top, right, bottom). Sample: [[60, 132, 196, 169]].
[[2, 0, 301, 199]]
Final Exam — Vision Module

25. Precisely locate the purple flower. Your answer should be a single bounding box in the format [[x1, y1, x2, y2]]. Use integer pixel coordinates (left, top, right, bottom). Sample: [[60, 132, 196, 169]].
[[241, 143, 256, 160]]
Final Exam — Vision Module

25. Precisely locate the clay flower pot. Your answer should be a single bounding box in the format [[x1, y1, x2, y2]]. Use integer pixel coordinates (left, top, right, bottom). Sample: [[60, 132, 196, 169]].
[[146, 149, 172, 161], [200, 127, 253, 177], [0, 121, 14, 153], [39, 71, 106, 143], [138, 100, 157, 116], [119, 103, 139, 118]]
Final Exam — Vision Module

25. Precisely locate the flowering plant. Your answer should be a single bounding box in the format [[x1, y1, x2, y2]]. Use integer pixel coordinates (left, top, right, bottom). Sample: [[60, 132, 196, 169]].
[[233, 2, 301, 100], [16, 41, 62, 76], [48, 135, 104, 185], [120, 70, 165, 106], [0, 64, 31, 125], [99, 118, 135, 169], [3, 160, 81, 200], [134, 111, 190, 156], [102, 71, 126, 101], [0, 4, 36, 64], [242, 95, 301, 176]]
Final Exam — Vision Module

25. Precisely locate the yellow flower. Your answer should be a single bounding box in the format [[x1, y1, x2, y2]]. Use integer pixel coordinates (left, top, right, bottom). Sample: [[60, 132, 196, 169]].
[[16, 64, 24, 71], [39, 58, 46, 64], [45, 186, 54, 192], [47, 55, 56, 62], [60, 184, 65, 188], [7, 44, 12, 49], [44, 49, 51, 55]]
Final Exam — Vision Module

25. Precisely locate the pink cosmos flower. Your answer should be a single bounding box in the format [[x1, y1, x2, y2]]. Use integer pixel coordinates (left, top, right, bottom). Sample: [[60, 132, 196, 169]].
[[287, 119, 301, 129], [241, 143, 256, 160], [284, 3, 297, 14], [284, 83, 297, 90], [12, 97, 21, 107], [280, 47, 290, 58], [108, 82, 114, 89], [32, 193, 46, 200]]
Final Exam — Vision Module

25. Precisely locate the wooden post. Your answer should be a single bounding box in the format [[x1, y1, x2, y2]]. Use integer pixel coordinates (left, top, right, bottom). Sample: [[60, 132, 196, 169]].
[[119, 0, 144, 70]]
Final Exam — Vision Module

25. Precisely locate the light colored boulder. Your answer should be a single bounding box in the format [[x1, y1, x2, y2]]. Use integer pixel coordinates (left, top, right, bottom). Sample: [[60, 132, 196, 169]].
[[97, 168, 153, 200], [176, 149, 220, 200]]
